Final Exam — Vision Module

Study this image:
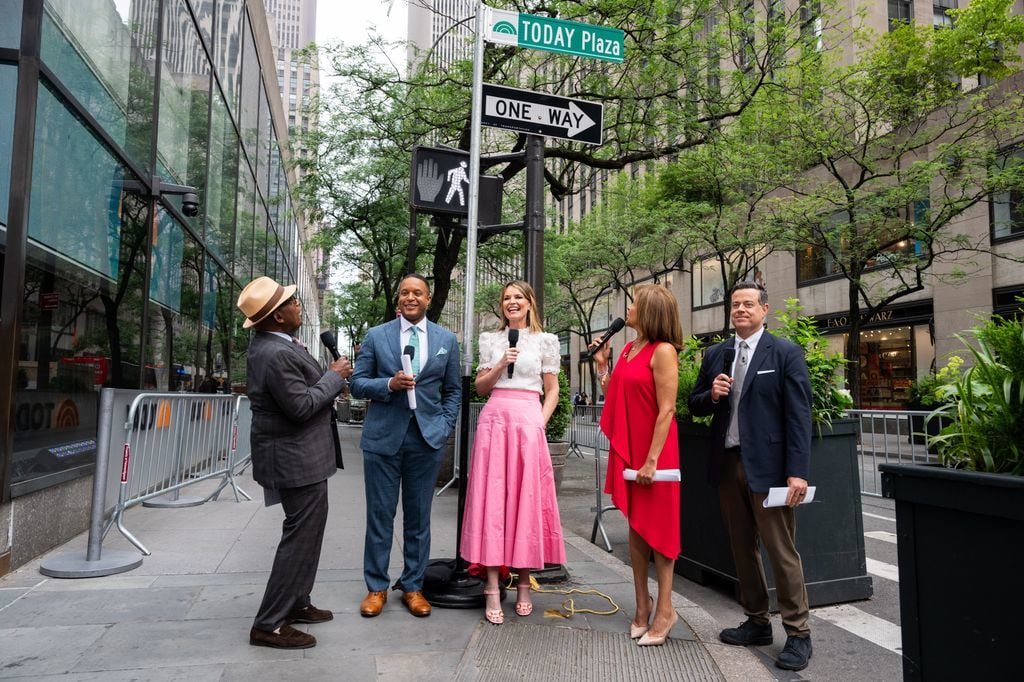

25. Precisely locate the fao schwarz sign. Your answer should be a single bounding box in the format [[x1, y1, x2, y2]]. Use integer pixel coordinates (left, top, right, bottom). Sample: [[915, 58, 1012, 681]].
[[485, 6, 625, 63]]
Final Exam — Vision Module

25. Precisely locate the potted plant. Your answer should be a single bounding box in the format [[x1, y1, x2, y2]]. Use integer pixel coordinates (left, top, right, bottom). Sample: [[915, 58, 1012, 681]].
[[544, 369, 574, 493], [881, 302, 1024, 680], [675, 299, 872, 608], [905, 355, 962, 445]]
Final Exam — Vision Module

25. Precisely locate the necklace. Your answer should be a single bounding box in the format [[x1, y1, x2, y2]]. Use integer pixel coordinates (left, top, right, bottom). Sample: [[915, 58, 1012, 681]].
[[627, 339, 647, 361]]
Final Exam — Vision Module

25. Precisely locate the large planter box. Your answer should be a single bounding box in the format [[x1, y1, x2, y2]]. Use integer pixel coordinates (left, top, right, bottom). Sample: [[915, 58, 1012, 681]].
[[880, 464, 1024, 681], [676, 418, 873, 607]]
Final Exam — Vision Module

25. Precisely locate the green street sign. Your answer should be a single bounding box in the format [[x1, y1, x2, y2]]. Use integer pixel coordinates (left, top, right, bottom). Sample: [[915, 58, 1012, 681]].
[[485, 6, 624, 64]]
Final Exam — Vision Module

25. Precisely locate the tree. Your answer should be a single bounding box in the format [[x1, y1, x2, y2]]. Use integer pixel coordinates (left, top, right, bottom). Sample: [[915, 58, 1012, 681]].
[[769, 0, 1024, 403], [299, 0, 838, 317]]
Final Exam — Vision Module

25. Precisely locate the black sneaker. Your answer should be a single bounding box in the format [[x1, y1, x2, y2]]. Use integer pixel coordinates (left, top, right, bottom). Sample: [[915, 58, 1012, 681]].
[[719, 618, 773, 646], [776, 635, 813, 671]]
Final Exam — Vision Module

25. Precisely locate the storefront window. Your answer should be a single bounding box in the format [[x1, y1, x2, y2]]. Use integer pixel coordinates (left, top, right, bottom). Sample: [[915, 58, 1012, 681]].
[[205, 91, 237, 264], [858, 326, 914, 409], [16, 81, 150, 491]]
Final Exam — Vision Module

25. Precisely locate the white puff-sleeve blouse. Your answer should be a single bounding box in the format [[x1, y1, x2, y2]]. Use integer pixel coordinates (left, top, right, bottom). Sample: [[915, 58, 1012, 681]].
[[478, 330, 560, 394]]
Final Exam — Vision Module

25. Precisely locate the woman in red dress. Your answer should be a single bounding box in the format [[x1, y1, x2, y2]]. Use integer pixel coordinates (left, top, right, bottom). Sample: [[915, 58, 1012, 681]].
[[592, 284, 683, 646]]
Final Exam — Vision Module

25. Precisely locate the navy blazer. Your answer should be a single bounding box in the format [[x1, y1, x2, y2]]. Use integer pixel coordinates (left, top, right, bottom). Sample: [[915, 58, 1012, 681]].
[[688, 332, 812, 492], [350, 318, 461, 454]]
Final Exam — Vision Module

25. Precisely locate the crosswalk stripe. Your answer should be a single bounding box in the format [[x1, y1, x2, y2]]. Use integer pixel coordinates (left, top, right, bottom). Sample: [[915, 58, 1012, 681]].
[[865, 530, 897, 544], [866, 557, 899, 583], [863, 511, 896, 522], [813, 604, 902, 654]]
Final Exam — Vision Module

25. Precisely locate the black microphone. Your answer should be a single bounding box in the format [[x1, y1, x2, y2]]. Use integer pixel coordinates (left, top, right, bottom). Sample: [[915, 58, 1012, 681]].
[[320, 330, 340, 360], [722, 347, 736, 377], [585, 317, 625, 358], [404, 345, 415, 361], [507, 328, 519, 378]]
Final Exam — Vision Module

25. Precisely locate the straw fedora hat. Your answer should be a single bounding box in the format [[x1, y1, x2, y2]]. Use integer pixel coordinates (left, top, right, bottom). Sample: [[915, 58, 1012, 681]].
[[237, 276, 297, 329]]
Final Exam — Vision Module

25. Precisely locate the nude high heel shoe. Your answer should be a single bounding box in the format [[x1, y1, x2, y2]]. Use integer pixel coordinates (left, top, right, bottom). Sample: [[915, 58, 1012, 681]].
[[630, 596, 654, 639], [637, 610, 678, 646]]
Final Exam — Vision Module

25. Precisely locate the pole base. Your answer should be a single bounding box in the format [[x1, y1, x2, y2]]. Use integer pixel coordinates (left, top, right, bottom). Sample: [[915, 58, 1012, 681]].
[[422, 558, 504, 609], [39, 550, 143, 578], [143, 495, 205, 508]]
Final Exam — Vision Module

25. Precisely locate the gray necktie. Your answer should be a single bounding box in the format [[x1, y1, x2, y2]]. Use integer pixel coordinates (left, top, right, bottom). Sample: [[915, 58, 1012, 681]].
[[726, 340, 749, 448]]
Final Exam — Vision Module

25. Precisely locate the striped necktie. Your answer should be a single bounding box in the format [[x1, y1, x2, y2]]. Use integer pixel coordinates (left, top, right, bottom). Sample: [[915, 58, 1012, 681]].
[[409, 326, 421, 375]]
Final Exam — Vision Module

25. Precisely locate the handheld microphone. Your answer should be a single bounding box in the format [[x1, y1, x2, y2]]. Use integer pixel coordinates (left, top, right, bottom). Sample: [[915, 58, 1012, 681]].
[[722, 347, 736, 377], [320, 330, 340, 360], [402, 345, 417, 410], [507, 328, 519, 378], [585, 317, 625, 358]]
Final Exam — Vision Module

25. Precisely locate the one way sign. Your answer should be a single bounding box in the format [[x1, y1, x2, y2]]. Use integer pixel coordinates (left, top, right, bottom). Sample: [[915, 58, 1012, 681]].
[[481, 83, 603, 146]]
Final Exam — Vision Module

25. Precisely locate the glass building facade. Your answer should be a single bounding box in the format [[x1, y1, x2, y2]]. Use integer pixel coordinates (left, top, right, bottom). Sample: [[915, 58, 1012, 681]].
[[0, 0, 318, 568]]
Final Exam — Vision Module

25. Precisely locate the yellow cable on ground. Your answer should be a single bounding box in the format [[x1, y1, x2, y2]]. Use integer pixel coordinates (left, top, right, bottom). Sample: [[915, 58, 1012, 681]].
[[507, 574, 621, 619]]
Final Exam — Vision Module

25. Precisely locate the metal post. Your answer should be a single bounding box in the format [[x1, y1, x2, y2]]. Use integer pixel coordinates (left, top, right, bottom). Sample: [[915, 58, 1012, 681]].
[[422, 0, 489, 609], [524, 134, 545, 316]]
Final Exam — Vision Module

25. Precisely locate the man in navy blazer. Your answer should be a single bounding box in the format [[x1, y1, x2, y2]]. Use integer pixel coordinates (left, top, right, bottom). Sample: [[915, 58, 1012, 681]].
[[350, 273, 461, 618], [689, 281, 814, 672]]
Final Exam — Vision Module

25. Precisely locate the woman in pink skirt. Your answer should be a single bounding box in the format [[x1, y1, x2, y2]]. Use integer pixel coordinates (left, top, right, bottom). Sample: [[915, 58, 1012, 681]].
[[460, 281, 566, 625]]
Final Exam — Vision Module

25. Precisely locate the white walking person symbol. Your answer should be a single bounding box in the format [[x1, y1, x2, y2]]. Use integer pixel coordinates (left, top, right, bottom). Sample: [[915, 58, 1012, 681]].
[[445, 161, 469, 206]]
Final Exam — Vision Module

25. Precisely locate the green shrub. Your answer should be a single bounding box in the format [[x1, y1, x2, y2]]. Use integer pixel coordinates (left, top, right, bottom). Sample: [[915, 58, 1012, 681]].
[[676, 335, 712, 425], [908, 355, 963, 407], [931, 304, 1024, 475], [545, 369, 573, 441]]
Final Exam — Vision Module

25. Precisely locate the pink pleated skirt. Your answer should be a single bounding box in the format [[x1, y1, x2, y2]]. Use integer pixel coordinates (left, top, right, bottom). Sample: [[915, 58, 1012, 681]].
[[460, 389, 567, 569]]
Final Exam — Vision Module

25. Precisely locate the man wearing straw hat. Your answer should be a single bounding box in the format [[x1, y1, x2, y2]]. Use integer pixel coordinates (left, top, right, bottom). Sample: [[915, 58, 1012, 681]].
[[237, 276, 352, 650]]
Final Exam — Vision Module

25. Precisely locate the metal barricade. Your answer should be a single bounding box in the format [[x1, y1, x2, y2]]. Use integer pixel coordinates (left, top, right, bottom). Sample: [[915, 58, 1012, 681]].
[[436, 402, 483, 496], [847, 408, 947, 497], [39, 389, 252, 578], [568, 404, 604, 458]]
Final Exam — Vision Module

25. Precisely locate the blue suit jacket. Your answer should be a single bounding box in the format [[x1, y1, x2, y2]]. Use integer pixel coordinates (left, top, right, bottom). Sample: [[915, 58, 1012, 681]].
[[688, 332, 812, 492], [350, 318, 462, 453]]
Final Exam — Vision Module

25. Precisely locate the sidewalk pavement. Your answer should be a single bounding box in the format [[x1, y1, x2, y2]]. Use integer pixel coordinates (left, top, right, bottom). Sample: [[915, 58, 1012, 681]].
[[0, 424, 771, 681]]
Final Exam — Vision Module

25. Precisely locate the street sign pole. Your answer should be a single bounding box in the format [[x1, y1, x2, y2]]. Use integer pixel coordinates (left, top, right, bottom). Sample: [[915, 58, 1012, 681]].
[[423, 0, 488, 610], [525, 135, 544, 317]]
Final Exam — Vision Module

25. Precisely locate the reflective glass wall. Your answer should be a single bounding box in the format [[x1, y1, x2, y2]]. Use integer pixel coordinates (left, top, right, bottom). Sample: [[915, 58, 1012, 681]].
[[4, 0, 316, 495]]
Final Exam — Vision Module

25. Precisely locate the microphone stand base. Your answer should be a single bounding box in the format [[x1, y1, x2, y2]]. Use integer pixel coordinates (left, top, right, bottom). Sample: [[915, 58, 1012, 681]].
[[422, 558, 505, 609]]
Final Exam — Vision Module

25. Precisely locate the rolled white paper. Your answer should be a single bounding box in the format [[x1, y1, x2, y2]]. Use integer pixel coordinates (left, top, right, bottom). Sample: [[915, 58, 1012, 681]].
[[401, 354, 417, 410], [623, 468, 681, 482]]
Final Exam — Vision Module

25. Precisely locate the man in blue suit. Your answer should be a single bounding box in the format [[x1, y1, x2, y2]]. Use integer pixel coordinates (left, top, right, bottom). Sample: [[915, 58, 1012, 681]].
[[689, 281, 814, 672], [350, 273, 461, 618]]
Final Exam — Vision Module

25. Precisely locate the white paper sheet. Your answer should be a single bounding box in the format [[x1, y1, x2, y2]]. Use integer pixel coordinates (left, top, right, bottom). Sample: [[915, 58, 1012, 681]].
[[623, 468, 681, 482], [762, 486, 816, 508]]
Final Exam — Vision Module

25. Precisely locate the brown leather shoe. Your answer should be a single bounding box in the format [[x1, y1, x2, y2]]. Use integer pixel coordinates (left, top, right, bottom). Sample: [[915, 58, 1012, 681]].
[[402, 590, 432, 617], [249, 624, 316, 649], [360, 590, 388, 617], [287, 604, 333, 624]]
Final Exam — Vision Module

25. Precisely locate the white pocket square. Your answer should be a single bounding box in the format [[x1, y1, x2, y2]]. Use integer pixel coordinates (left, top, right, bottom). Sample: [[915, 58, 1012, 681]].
[[436, 347, 448, 355], [756, 369, 776, 375]]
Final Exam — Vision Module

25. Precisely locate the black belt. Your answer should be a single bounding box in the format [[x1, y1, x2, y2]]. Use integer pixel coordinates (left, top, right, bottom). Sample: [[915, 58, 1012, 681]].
[[724, 446, 741, 456]]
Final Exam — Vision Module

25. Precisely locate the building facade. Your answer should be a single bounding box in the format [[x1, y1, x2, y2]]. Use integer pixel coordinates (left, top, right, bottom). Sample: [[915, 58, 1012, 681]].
[[0, 0, 318, 573]]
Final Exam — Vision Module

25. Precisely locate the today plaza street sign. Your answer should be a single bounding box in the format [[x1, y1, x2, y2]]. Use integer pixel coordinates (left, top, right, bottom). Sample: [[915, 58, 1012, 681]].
[[484, 6, 625, 63]]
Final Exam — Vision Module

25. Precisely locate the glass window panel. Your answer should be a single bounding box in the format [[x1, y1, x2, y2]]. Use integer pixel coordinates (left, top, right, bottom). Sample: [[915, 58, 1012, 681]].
[[206, 90, 238, 262], [29, 80, 125, 279], [42, 0, 157, 171], [239, 12, 259, 168], [150, 207, 186, 311], [693, 258, 726, 308], [15, 145, 149, 489], [233, 166, 254, 281], [214, 0, 244, 115], [0, 0, 21, 48], [992, 148, 1024, 240], [146, 220, 201, 391], [189, 0, 214, 48], [254, 209, 268, 276], [157, 0, 210, 220], [256, 84, 270, 195], [0, 65, 15, 229]]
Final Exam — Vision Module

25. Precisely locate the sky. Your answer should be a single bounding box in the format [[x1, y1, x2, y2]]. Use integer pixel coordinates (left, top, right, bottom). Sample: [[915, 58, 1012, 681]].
[[315, 0, 408, 61]]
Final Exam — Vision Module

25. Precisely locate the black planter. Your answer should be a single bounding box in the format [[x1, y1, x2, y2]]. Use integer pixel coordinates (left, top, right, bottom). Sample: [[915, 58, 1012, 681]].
[[676, 418, 873, 608], [880, 464, 1024, 681]]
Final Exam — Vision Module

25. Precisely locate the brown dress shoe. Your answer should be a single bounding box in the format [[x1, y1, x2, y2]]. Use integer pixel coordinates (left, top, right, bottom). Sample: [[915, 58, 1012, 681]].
[[287, 604, 334, 624], [360, 590, 388, 617], [249, 624, 316, 649], [402, 590, 432, 617]]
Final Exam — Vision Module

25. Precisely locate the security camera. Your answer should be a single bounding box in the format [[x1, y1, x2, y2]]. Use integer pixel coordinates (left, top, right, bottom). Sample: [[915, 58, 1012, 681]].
[[181, 192, 200, 217]]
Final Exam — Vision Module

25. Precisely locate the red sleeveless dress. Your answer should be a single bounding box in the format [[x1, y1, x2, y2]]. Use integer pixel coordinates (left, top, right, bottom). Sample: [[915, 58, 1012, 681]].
[[599, 341, 681, 558]]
